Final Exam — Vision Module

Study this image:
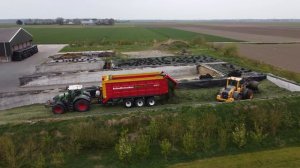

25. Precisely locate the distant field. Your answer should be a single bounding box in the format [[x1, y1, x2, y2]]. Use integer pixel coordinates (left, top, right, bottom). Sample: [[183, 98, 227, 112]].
[[170, 22, 300, 42], [21, 26, 238, 44], [170, 147, 300, 168], [237, 43, 300, 73]]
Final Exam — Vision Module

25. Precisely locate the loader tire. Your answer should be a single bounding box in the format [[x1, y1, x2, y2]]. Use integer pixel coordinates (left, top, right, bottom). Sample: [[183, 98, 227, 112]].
[[246, 89, 254, 99]]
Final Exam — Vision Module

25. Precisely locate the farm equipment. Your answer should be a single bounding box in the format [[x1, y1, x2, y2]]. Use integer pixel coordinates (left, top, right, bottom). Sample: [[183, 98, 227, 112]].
[[46, 72, 178, 114], [98, 71, 178, 108], [45, 85, 91, 114], [216, 77, 259, 102]]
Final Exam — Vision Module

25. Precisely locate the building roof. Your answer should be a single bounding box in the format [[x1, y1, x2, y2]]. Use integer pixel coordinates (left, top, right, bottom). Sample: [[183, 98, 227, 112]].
[[0, 28, 31, 43]]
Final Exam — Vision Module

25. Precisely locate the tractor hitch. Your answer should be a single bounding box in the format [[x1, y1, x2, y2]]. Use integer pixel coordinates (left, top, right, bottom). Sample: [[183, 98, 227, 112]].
[[44, 100, 53, 108]]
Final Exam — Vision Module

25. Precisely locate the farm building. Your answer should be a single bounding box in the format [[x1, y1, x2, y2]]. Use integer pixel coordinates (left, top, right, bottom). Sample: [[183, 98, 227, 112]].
[[0, 27, 38, 62], [81, 20, 95, 26]]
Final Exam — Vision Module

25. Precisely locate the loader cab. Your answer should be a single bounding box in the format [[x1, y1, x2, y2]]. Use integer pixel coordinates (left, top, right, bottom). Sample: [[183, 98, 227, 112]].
[[226, 77, 243, 91]]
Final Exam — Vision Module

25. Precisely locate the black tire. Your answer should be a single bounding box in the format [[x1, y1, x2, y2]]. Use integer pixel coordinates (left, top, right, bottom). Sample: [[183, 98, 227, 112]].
[[74, 99, 90, 112], [146, 97, 156, 106], [124, 99, 133, 108], [135, 98, 145, 107], [233, 92, 240, 100], [246, 89, 254, 99], [52, 104, 65, 114]]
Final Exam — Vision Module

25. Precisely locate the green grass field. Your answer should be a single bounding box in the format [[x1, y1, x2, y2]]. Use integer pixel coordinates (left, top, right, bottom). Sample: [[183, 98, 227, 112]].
[[170, 147, 300, 168], [22, 26, 239, 44]]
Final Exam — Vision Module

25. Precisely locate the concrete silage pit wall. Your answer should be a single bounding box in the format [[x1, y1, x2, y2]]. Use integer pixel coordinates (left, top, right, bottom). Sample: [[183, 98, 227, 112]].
[[23, 65, 199, 87], [0, 90, 60, 111], [35, 61, 105, 73], [21, 55, 221, 87], [267, 74, 300, 92]]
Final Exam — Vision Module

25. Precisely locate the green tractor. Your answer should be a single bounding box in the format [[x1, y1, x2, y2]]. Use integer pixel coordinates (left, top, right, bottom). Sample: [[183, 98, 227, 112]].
[[46, 85, 92, 114]]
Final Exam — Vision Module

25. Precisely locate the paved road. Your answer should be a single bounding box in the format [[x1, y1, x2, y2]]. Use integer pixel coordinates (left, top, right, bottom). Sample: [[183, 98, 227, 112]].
[[0, 45, 65, 92]]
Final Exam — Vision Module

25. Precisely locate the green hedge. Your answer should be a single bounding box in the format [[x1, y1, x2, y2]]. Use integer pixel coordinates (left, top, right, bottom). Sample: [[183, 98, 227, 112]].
[[0, 96, 300, 167]]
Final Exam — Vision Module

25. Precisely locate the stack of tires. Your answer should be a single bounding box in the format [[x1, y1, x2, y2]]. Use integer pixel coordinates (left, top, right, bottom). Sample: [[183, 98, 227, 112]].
[[12, 45, 38, 61]]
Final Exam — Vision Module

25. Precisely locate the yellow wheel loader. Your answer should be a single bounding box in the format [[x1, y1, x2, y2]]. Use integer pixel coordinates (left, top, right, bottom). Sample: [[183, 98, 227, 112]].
[[216, 77, 257, 102]]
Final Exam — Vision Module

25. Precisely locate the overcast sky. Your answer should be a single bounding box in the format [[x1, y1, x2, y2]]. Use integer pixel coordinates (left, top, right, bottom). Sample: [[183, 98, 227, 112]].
[[1, 0, 299, 19]]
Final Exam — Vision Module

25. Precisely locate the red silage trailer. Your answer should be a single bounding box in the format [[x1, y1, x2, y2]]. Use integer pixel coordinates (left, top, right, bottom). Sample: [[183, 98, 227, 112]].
[[99, 71, 177, 107]]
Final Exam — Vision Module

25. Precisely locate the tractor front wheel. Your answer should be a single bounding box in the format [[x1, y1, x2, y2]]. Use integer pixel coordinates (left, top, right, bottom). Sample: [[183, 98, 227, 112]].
[[52, 104, 65, 114], [74, 99, 90, 112]]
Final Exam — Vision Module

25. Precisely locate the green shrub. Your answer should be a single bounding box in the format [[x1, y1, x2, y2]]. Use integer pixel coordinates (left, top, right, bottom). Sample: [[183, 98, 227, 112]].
[[40, 132, 55, 153], [148, 120, 160, 142], [198, 112, 217, 152], [249, 107, 268, 132], [232, 123, 247, 148], [0, 136, 17, 168], [187, 119, 199, 135], [167, 119, 184, 145], [218, 127, 229, 151], [250, 122, 268, 145], [21, 136, 38, 165], [135, 134, 150, 159], [160, 138, 172, 160], [69, 122, 117, 151], [182, 132, 197, 155], [115, 130, 133, 162], [50, 151, 65, 168], [33, 153, 46, 168], [268, 110, 283, 136]]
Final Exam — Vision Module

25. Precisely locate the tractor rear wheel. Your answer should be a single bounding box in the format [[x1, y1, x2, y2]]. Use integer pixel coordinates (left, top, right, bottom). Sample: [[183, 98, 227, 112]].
[[74, 99, 90, 112], [146, 97, 156, 106], [52, 104, 65, 114], [135, 98, 145, 107]]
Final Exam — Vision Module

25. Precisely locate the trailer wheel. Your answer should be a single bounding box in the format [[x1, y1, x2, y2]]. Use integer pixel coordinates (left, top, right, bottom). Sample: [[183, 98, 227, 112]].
[[135, 98, 145, 107], [124, 99, 133, 108], [74, 99, 90, 112], [146, 97, 156, 106], [52, 104, 65, 114]]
